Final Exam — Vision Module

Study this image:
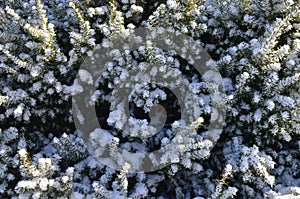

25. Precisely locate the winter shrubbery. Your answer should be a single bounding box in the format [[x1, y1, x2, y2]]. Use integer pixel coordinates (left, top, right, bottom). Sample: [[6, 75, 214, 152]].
[[0, 0, 299, 198]]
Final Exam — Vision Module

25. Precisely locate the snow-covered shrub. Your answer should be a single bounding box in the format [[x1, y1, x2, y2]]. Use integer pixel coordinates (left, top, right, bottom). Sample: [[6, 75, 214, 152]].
[[15, 149, 74, 198], [0, 0, 299, 198]]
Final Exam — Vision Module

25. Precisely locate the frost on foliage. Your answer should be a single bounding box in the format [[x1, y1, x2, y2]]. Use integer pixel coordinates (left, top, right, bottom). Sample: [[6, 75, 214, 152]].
[[223, 138, 276, 187], [51, 133, 88, 168], [0, 0, 300, 198], [16, 149, 73, 198], [265, 186, 300, 199]]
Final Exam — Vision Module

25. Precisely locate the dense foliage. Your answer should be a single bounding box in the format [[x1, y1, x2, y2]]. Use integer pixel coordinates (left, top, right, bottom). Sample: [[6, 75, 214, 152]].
[[0, 0, 299, 198]]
